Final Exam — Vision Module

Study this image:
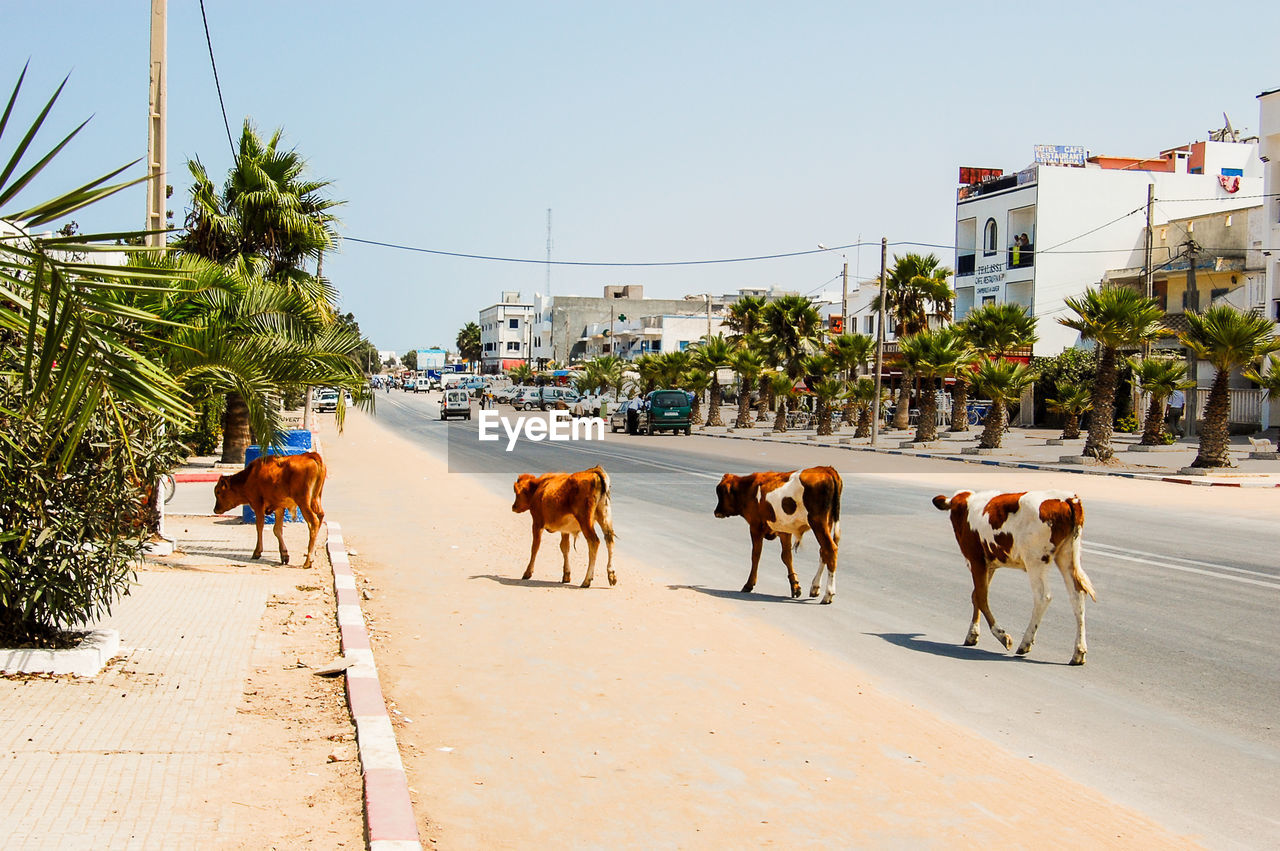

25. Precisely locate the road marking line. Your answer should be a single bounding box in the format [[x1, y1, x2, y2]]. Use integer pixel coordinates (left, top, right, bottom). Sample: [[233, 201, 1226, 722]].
[[1087, 541, 1277, 582], [1083, 545, 1280, 591]]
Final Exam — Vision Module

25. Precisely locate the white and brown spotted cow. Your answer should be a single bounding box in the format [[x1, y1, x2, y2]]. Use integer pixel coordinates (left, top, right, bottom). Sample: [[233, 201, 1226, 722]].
[[933, 489, 1096, 665], [713, 466, 842, 603]]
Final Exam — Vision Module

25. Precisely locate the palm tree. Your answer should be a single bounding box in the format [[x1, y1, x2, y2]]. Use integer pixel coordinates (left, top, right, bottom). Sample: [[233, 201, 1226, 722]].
[[692, 335, 734, 427], [730, 348, 766, 428], [456, 322, 482, 370], [767, 371, 796, 433], [760, 295, 824, 416], [176, 121, 352, 462], [804, 353, 839, 435], [875, 253, 954, 429], [969, 358, 1038, 449], [682, 368, 711, 426], [1128, 356, 1194, 446], [958, 303, 1036, 433], [829, 333, 874, 425], [1244, 354, 1280, 414], [848, 377, 881, 438], [1180, 306, 1280, 468], [656, 350, 691, 389], [1059, 286, 1166, 461], [592, 354, 627, 397], [1045, 380, 1093, 440], [508, 363, 534, 385], [724, 295, 767, 342], [634, 353, 663, 395], [898, 328, 970, 443]]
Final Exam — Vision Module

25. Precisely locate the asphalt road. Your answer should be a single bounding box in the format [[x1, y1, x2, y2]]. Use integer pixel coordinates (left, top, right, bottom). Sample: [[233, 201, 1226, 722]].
[[368, 390, 1280, 847]]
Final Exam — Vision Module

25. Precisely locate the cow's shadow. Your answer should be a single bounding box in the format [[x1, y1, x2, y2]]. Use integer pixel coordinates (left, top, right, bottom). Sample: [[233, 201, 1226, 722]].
[[867, 632, 1057, 665], [469, 573, 588, 590], [667, 584, 809, 604]]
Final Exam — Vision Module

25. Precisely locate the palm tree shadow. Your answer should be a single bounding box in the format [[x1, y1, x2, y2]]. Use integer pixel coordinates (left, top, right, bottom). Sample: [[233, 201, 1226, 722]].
[[667, 584, 807, 604], [866, 632, 1057, 665], [470, 573, 584, 590]]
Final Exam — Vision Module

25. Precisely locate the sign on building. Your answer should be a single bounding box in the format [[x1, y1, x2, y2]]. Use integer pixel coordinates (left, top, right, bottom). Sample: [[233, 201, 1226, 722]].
[[1033, 144, 1086, 167], [959, 167, 1003, 185], [417, 348, 446, 369]]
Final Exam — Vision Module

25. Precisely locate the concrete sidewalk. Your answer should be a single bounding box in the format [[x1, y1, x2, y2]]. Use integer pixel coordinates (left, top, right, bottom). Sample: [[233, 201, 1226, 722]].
[[0, 484, 365, 848], [696, 410, 1280, 488]]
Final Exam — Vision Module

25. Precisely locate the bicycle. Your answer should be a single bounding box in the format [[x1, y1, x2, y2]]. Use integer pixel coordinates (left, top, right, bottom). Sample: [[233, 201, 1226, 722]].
[[160, 472, 176, 504]]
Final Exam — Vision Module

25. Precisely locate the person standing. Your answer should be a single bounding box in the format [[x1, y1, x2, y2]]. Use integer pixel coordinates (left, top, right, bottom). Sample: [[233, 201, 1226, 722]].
[[1166, 387, 1185, 436]]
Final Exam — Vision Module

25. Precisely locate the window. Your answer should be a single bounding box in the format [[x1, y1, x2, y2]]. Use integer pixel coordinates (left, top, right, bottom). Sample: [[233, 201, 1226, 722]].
[[509, 318, 519, 329], [506, 341, 521, 351], [983, 218, 998, 256], [864, 316, 875, 335], [982, 295, 996, 306]]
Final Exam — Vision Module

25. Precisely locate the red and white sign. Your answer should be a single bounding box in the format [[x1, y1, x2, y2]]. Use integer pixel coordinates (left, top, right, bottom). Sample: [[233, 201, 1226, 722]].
[[1218, 174, 1241, 193]]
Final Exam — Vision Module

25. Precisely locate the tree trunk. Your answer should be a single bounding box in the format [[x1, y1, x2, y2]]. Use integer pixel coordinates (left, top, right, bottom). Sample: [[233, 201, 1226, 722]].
[[915, 378, 939, 442], [1062, 412, 1080, 440], [735, 382, 753, 428], [892, 371, 912, 430], [773, 397, 788, 433], [707, 379, 724, 427], [949, 381, 969, 432], [1083, 347, 1118, 461], [855, 404, 872, 438], [690, 393, 703, 426], [220, 391, 251, 464], [816, 397, 833, 436], [1191, 368, 1233, 468], [757, 375, 770, 419], [978, 399, 1006, 449], [1140, 394, 1167, 445]]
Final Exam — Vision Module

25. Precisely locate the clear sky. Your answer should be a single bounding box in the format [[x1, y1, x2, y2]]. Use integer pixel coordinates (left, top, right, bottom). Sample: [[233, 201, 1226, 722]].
[[4, 1, 1278, 355]]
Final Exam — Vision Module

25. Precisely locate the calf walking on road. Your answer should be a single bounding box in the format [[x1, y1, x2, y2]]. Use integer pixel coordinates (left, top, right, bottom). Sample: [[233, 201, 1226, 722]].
[[713, 466, 843, 604], [933, 489, 1096, 665], [511, 464, 617, 588]]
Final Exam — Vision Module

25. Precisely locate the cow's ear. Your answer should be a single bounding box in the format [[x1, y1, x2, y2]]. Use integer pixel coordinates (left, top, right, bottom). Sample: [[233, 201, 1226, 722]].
[[932, 494, 951, 511], [514, 473, 537, 495]]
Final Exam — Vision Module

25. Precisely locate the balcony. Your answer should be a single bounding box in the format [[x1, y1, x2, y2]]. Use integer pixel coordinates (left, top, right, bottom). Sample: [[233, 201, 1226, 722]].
[[1006, 246, 1035, 269]]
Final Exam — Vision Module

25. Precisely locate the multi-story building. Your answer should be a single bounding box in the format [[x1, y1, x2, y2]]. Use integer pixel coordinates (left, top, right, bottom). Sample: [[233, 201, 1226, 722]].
[[478, 291, 533, 373], [579, 313, 728, 360], [1260, 87, 1280, 329], [1104, 206, 1268, 428], [954, 136, 1263, 355]]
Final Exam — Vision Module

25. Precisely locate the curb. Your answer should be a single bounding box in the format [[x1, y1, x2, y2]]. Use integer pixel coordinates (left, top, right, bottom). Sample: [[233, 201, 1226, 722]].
[[173, 472, 222, 483], [327, 521, 423, 850], [698, 431, 1280, 488]]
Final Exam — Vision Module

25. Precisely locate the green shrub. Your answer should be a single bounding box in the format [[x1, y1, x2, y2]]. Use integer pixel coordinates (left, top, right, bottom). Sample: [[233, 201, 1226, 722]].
[[0, 383, 185, 647], [1115, 413, 1140, 433]]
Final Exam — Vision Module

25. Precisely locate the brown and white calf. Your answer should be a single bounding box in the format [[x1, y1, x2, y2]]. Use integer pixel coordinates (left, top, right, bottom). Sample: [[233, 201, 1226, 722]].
[[511, 465, 616, 588], [213, 452, 327, 569], [932, 489, 1096, 665], [713, 466, 842, 603]]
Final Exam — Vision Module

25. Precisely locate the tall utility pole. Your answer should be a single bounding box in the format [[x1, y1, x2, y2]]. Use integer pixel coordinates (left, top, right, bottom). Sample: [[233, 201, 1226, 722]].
[[1184, 238, 1201, 438], [839, 258, 849, 335], [1143, 183, 1155, 301], [706, 293, 713, 341], [871, 237, 887, 446], [145, 0, 167, 247]]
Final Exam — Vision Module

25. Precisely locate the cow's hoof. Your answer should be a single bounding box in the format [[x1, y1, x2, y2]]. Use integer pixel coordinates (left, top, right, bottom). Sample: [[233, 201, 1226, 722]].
[[790, 585, 802, 599], [963, 634, 979, 647], [521, 571, 533, 581], [1016, 644, 1031, 656], [999, 633, 1014, 651], [740, 583, 755, 593], [580, 580, 592, 589], [1070, 652, 1086, 666], [607, 572, 617, 586], [820, 594, 834, 605], [561, 576, 572, 584], [809, 586, 820, 598], [251, 553, 262, 560]]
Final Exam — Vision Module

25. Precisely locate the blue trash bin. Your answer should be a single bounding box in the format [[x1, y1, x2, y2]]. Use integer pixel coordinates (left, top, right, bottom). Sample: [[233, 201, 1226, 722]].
[[241, 429, 314, 524]]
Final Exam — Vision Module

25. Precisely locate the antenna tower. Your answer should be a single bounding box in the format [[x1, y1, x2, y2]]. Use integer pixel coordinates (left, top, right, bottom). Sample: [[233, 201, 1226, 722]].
[[545, 208, 553, 296]]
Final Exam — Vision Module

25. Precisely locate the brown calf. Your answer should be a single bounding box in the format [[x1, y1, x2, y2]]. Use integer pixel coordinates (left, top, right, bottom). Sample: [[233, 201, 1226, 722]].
[[933, 489, 1096, 665], [214, 452, 327, 569], [511, 465, 616, 588], [713, 466, 842, 603]]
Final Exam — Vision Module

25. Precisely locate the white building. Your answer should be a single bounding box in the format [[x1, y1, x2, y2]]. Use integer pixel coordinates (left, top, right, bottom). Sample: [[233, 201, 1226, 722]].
[[478, 291, 533, 373], [580, 313, 728, 360], [954, 137, 1263, 355], [1260, 88, 1280, 329]]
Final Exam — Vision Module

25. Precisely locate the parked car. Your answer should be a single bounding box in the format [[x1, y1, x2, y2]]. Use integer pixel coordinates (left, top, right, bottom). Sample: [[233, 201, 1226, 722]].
[[514, 386, 579, 411], [493, 384, 522, 404], [313, 389, 339, 413], [403, 377, 417, 392], [644, 389, 693, 435], [440, 388, 472, 421], [609, 399, 638, 433]]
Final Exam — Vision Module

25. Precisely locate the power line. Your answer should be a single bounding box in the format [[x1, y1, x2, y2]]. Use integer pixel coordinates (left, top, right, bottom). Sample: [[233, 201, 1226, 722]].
[[198, 0, 235, 158]]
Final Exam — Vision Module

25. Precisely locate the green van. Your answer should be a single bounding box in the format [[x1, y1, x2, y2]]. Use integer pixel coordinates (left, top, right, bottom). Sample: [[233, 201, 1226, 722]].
[[642, 389, 693, 435]]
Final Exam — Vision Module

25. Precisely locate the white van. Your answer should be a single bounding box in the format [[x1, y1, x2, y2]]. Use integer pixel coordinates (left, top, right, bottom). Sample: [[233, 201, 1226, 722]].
[[440, 388, 472, 421]]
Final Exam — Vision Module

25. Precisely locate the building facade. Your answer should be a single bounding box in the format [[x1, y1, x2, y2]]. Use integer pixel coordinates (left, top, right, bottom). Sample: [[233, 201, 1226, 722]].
[[954, 137, 1263, 355], [478, 291, 533, 373]]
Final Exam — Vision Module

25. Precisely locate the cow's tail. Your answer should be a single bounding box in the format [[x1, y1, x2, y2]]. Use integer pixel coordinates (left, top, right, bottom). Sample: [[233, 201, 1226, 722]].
[[591, 465, 616, 544], [1066, 497, 1095, 600], [830, 470, 842, 544]]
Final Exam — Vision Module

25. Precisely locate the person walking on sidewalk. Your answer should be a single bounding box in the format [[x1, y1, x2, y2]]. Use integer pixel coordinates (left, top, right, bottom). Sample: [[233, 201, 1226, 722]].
[[1166, 387, 1185, 436]]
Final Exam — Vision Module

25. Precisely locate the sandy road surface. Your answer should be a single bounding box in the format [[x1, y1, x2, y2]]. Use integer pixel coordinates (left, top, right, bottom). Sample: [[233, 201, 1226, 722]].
[[319, 410, 1194, 848]]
